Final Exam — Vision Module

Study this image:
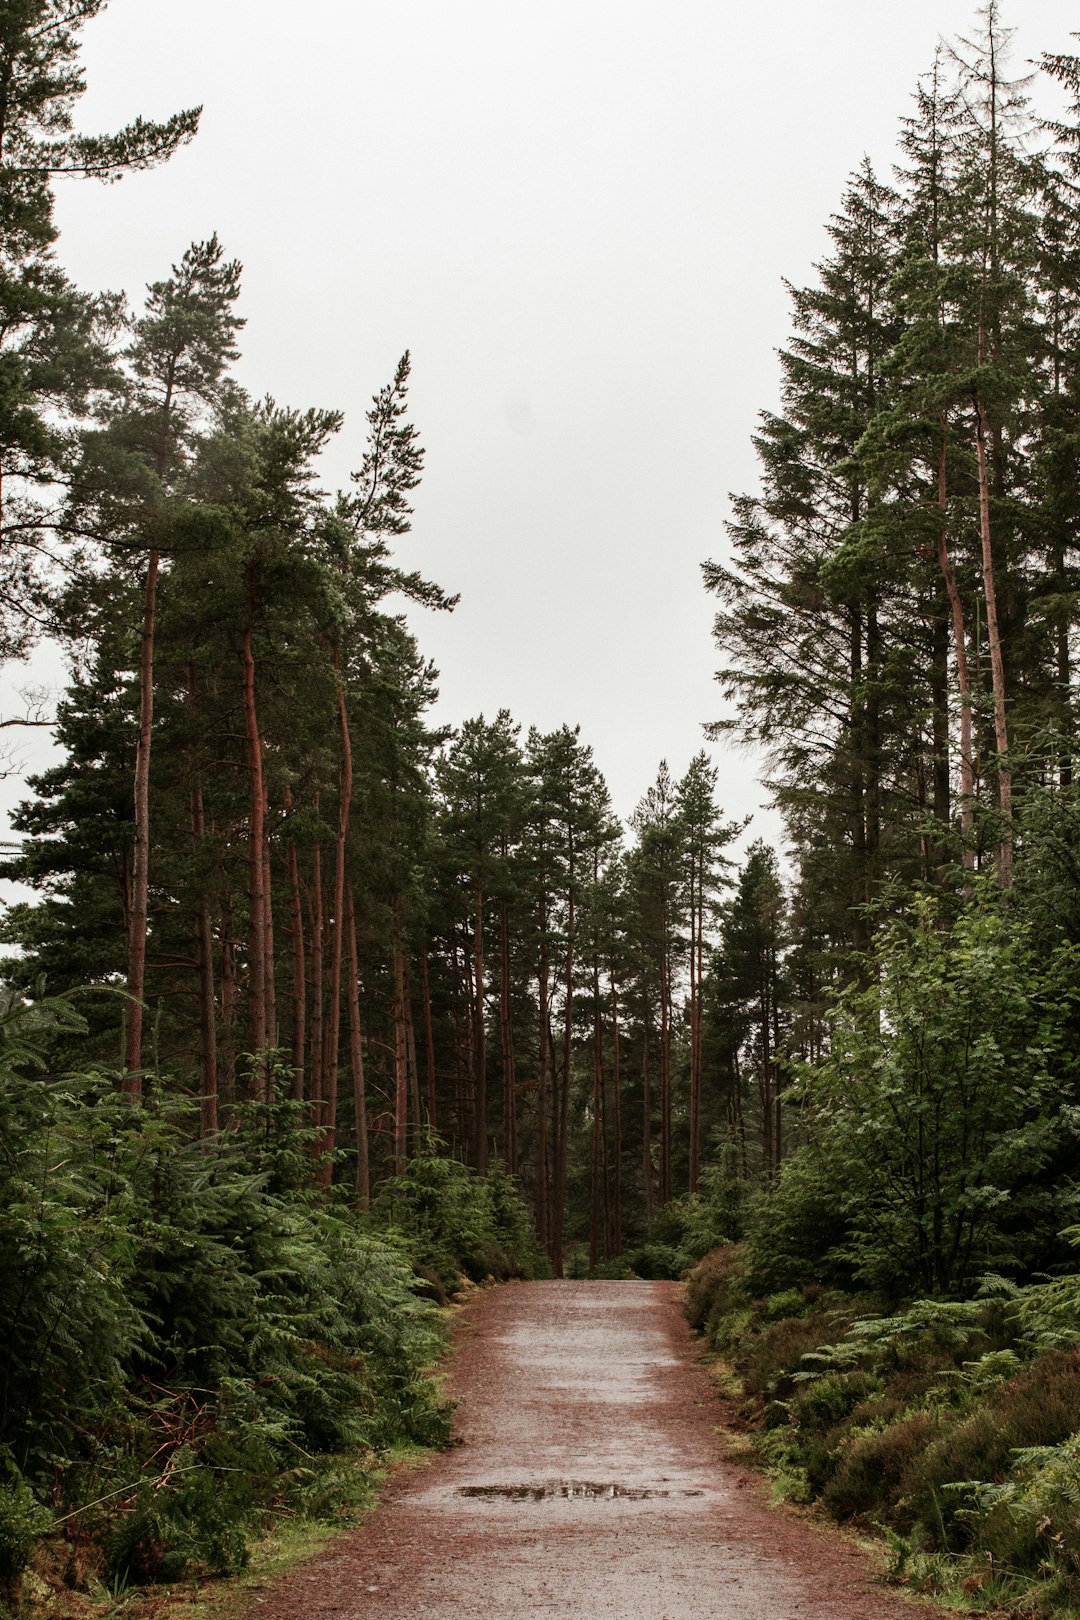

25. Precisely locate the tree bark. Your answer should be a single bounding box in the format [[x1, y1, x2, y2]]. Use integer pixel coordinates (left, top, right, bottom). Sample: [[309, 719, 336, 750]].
[[283, 782, 306, 1103], [190, 770, 218, 1138], [589, 954, 603, 1272], [241, 625, 268, 1095], [220, 902, 237, 1110], [124, 547, 160, 1090], [610, 976, 622, 1256], [392, 926, 409, 1177], [320, 675, 353, 1185], [308, 840, 325, 1146], [535, 929, 552, 1253], [345, 884, 370, 1208], [472, 885, 487, 1171], [935, 423, 977, 871], [974, 362, 1013, 885], [498, 903, 516, 1174], [420, 936, 437, 1136]]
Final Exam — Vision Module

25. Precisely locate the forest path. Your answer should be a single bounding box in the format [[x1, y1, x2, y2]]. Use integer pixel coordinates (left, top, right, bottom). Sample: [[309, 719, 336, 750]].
[[247, 1281, 939, 1620]]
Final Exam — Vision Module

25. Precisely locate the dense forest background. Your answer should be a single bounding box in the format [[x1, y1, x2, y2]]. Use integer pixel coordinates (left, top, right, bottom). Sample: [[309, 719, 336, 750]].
[[4, 2, 1080, 1616]]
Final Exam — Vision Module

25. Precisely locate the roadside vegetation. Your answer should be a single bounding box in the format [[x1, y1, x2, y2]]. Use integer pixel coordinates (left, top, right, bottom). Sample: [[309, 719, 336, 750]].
[[686, 1241, 1080, 1619], [0, 989, 541, 1617]]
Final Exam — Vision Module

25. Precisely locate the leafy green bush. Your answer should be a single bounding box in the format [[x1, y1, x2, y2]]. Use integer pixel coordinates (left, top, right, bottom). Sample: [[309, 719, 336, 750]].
[[639, 1162, 744, 1277], [371, 1154, 544, 1293], [0, 990, 510, 1594], [783, 893, 1080, 1299], [683, 1244, 745, 1338], [623, 1241, 683, 1280], [822, 1413, 940, 1524], [0, 1467, 50, 1605], [901, 1351, 1080, 1549]]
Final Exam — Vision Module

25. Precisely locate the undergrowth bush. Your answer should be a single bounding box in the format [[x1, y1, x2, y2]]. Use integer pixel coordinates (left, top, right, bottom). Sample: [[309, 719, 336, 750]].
[[0, 990, 542, 1605], [371, 1153, 545, 1295], [685, 1239, 1080, 1616], [626, 1162, 744, 1280]]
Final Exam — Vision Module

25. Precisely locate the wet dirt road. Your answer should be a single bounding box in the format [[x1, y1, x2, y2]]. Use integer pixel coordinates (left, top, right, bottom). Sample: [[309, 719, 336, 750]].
[[251, 1282, 941, 1620]]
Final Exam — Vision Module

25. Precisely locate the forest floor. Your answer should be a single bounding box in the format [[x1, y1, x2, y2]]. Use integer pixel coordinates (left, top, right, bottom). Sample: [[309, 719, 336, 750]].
[[222, 1280, 949, 1620]]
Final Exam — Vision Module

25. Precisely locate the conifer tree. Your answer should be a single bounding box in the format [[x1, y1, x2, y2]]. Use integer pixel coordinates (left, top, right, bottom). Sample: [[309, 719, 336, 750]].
[[0, 1, 199, 656]]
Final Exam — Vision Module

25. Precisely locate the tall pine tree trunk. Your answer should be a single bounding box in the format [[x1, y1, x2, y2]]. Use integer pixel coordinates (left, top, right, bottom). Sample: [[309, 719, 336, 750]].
[[220, 902, 237, 1109], [320, 675, 353, 1186], [974, 360, 1013, 884], [262, 825, 276, 1047], [345, 883, 369, 1208], [284, 783, 306, 1102], [472, 888, 487, 1171], [641, 1016, 654, 1222], [688, 859, 702, 1194], [392, 918, 409, 1176], [499, 904, 516, 1174], [190, 772, 218, 1137], [535, 930, 552, 1253], [421, 937, 437, 1136], [659, 899, 672, 1206], [124, 546, 160, 1090], [241, 625, 267, 1097], [308, 840, 325, 1145], [935, 424, 976, 871], [589, 955, 603, 1271], [551, 878, 576, 1275], [610, 975, 622, 1255]]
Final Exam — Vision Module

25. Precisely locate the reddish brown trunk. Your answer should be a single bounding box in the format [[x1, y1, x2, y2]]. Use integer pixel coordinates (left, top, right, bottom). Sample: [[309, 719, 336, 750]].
[[421, 937, 437, 1135], [241, 627, 267, 1093], [262, 824, 276, 1049], [345, 885, 370, 1209], [642, 1019, 654, 1222], [320, 676, 354, 1186], [456, 927, 476, 1154], [283, 783, 306, 1102], [659, 900, 672, 1206], [308, 840, 325, 1146], [935, 423, 976, 871], [406, 991, 421, 1150], [190, 775, 218, 1138], [974, 359, 1013, 885], [393, 940, 408, 1177], [589, 957, 603, 1272], [551, 876, 575, 1275], [498, 904, 516, 1174], [124, 548, 160, 1089], [688, 861, 702, 1194], [535, 934, 551, 1251], [610, 976, 622, 1256], [220, 905, 237, 1109], [472, 888, 487, 1172]]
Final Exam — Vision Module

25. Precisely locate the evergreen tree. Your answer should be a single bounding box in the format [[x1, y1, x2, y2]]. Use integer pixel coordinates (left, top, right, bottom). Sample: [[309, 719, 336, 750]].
[[0, 1, 199, 655]]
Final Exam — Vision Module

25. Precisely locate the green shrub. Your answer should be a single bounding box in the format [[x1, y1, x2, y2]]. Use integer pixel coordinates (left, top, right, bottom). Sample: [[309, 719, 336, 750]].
[[371, 1155, 543, 1292], [104, 1453, 251, 1583], [823, 1413, 940, 1524], [624, 1241, 682, 1280], [971, 1433, 1080, 1594], [794, 1370, 874, 1431], [0, 1469, 50, 1602], [901, 1351, 1080, 1549], [738, 1311, 841, 1400], [683, 1244, 746, 1338]]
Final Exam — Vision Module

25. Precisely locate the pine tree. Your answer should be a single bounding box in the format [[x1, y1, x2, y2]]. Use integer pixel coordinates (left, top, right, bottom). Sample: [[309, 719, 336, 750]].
[[0, 1, 199, 656]]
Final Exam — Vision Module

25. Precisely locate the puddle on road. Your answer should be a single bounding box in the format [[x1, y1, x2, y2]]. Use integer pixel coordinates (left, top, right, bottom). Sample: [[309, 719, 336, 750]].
[[457, 1480, 704, 1501]]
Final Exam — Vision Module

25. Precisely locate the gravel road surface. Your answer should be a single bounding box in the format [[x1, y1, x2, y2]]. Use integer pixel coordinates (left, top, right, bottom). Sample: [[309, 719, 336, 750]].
[[249, 1281, 942, 1620]]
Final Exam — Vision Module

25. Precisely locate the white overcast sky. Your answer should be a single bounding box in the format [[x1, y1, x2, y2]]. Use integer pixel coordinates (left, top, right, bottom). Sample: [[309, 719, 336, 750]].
[[6, 0, 1079, 847]]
